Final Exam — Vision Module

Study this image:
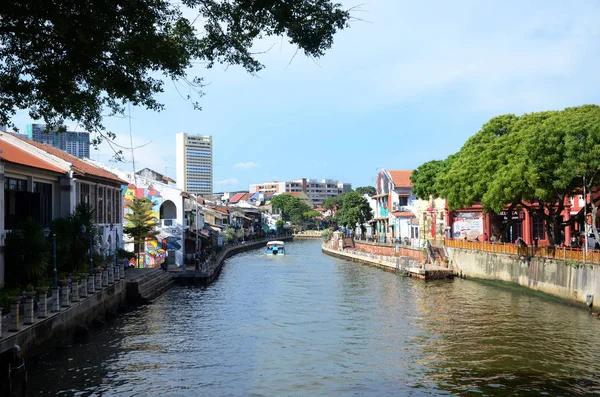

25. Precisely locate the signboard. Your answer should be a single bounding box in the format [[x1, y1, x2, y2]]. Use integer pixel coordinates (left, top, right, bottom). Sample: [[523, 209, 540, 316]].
[[453, 212, 483, 239], [217, 235, 223, 247], [498, 211, 525, 221]]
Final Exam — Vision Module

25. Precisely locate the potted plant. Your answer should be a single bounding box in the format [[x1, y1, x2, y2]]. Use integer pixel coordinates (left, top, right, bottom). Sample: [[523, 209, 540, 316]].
[[24, 284, 36, 298]]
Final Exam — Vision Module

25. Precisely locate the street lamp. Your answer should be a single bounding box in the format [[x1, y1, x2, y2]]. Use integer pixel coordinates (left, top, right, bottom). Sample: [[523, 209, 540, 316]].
[[44, 227, 57, 289], [80, 225, 93, 275]]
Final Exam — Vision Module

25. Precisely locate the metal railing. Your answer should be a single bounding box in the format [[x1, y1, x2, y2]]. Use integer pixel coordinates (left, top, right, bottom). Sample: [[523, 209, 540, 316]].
[[445, 238, 600, 264]]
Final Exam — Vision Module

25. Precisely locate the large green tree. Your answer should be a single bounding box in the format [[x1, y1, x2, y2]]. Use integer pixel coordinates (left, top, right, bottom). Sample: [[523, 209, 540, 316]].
[[411, 159, 447, 200], [417, 105, 600, 244], [355, 186, 376, 196], [270, 194, 313, 224], [123, 198, 159, 266], [335, 191, 372, 231], [0, 0, 350, 146]]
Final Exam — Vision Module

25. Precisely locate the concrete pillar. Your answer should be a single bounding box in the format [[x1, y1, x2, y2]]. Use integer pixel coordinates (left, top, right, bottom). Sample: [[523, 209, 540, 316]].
[[88, 273, 95, 294], [9, 297, 20, 331], [37, 289, 48, 318], [71, 277, 80, 302], [23, 292, 35, 325], [60, 282, 70, 307], [102, 269, 109, 288], [108, 266, 114, 284], [79, 274, 88, 298], [51, 287, 60, 312], [565, 210, 572, 245], [95, 271, 102, 291], [523, 211, 532, 245], [115, 265, 120, 281]]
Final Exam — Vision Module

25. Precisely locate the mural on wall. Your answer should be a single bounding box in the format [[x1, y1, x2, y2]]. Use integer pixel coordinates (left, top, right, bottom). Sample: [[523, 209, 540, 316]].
[[379, 196, 389, 217], [122, 183, 182, 268]]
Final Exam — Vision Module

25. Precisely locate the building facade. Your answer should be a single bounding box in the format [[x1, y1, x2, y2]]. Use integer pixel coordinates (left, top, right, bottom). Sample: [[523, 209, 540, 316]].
[[371, 169, 419, 243], [89, 161, 188, 268], [176, 133, 213, 196], [25, 124, 90, 158], [249, 178, 351, 206]]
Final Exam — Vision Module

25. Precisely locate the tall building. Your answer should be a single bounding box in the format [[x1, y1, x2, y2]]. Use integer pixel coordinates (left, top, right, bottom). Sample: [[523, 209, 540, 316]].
[[249, 178, 352, 206], [176, 133, 213, 196], [25, 124, 90, 158]]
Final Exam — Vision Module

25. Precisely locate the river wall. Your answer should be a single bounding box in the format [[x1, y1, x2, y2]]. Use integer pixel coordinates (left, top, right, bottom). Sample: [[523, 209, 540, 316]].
[[1, 280, 127, 363], [354, 241, 424, 262], [448, 247, 600, 310]]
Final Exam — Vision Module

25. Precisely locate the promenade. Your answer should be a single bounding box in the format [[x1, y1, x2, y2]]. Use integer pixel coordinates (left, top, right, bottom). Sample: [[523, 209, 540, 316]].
[[322, 236, 454, 280]]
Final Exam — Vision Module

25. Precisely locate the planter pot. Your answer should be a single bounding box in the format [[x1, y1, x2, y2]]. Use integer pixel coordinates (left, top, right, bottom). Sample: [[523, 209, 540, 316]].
[[8, 296, 22, 303], [94, 267, 104, 274], [58, 279, 70, 287], [36, 287, 49, 296], [24, 291, 37, 298]]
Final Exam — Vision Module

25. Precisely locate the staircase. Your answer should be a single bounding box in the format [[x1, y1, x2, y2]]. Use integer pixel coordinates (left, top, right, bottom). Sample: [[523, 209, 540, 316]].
[[126, 268, 175, 305], [430, 245, 447, 264]]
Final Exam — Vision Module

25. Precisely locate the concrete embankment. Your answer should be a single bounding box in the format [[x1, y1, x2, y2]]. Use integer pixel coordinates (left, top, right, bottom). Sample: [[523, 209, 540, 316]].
[[0, 279, 127, 363], [448, 247, 600, 310], [293, 231, 323, 239], [322, 242, 454, 280]]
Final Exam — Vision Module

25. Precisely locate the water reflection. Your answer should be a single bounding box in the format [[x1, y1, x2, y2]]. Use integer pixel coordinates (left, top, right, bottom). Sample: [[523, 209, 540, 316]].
[[28, 240, 600, 396]]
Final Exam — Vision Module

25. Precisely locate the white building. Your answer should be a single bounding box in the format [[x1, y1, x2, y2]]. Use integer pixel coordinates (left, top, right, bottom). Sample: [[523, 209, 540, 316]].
[[89, 161, 187, 268], [176, 133, 213, 196], [249, 178, 351, 206], [372, 169, 419, 243]]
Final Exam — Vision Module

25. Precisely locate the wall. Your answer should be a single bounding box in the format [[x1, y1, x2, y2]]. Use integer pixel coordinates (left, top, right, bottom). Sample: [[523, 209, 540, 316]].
[[449, 247, 600, 309], [354, 241, 423, 262], [123, 179, 184, 267], [0, 281, 127, 362]]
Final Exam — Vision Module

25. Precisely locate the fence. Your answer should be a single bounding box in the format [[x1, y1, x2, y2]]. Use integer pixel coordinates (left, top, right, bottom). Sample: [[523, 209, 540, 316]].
[[445, 238, 600, 264]]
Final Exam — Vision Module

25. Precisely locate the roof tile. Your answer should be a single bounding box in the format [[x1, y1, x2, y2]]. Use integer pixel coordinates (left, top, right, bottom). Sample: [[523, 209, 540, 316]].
[[387, 170, 413, 188], [10, 134, 126, 184], [0, 139, 65, 174]]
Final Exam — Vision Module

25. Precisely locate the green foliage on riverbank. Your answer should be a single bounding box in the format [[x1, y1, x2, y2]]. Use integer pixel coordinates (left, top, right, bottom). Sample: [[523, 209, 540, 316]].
[[412, 105, 600, 245]]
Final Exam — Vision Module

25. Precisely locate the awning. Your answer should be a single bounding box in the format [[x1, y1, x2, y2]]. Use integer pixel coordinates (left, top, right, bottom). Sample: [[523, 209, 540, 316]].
[[371, 193, 388, 199], [204, 224, 224, 232]]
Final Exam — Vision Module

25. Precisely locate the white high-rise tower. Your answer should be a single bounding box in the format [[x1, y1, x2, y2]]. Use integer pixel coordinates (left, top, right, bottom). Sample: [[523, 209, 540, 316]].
[[176, 133, 213, 195]]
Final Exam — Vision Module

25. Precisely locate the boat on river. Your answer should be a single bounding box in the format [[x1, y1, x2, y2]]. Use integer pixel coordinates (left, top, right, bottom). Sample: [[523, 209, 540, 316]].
[[265, 241, 285, 255]]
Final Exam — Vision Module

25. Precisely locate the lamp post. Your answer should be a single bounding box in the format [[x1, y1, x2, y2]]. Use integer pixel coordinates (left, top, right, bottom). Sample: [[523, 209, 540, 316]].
[[44, 227, 57, 289], [81, 225, 93, 275]]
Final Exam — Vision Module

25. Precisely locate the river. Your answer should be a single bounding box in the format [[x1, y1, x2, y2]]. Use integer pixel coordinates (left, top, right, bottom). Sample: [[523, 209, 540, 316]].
[[28, 239, 600, 396]]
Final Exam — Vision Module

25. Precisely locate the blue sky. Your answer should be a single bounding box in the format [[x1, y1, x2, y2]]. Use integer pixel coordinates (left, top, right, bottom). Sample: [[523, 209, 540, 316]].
[[13, 0, 600, 192]]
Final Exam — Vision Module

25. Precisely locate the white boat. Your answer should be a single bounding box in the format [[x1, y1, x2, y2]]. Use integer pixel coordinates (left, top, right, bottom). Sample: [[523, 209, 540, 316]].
[[265, 240, 285, 255]]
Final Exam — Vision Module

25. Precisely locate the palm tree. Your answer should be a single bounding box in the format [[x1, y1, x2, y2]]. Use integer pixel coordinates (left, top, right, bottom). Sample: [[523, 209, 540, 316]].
[[123, 198, 159, 267]]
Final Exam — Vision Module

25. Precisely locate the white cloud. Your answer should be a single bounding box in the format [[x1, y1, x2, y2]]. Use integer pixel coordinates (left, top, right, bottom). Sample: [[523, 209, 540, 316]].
[[234, 161, 260, 169]]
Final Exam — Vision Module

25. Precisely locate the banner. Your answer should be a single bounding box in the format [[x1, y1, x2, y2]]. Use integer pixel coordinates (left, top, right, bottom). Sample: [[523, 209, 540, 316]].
[[453, 212, 483, 240]]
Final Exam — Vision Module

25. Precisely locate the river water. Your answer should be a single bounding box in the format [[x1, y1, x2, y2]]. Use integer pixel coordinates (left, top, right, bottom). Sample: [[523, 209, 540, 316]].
[[28, 239, 600, 396]]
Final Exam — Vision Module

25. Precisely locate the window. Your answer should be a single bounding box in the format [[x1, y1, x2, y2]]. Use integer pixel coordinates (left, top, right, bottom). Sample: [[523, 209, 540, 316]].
[[114, 189, 121, 223], [106, 189, 113, 224], [5, 178, 38, 230], [98, 186, 104, 223], [80, 183, 90, 204], [532, 213, 545, 240], [398, 196, 408, 206], [34, 182, 52, 228]]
